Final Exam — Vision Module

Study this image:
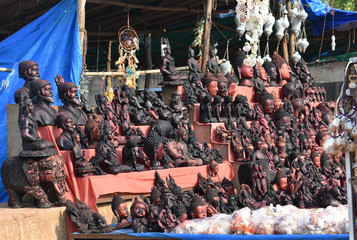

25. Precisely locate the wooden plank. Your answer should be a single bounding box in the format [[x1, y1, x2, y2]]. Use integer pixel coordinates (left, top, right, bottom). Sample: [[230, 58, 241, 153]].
[[86, 0, 203, 13]]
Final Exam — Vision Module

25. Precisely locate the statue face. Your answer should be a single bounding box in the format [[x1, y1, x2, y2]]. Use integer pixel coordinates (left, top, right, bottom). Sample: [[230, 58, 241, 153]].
[[263, 99, 275, 114], [267, 67, 277, 81], [281, 116, 291, 129], [40, 84, 55, 103], [117, 202, 129, 218], [278, 177, 288, 191], [280, 63, 290, 80], [207, 81, 218, 97], [313, 156, 321, 168], [193, 205, 207, 219], [228, 82, 237, 96], [132, 202, 146, 218], [64, 118, 74, 132], [67, 86, 80, 104], [26, 65, 40, 81], [218, 81, 228, 97], [241, 64, 253, 79], [188, 49, 194, 57], [178, 213, 188, 223], [259, 66, 268, 81]]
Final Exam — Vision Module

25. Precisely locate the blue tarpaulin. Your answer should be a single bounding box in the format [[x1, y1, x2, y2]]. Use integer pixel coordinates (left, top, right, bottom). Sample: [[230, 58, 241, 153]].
[[300, 0, 357, 35], [0, 0, 82, 203]]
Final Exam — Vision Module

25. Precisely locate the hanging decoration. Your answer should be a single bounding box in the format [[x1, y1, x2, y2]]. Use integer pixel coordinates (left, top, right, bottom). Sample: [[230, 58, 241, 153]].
[[192, 17, 205, 57], [115, 24, 139, 89], [234, 0, 270, 67]]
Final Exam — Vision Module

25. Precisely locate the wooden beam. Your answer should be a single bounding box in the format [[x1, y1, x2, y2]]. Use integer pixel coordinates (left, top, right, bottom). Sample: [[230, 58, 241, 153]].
[[78, 0, 86, 71], [201, 0, 213, 72], [85, 66, 188, 76], [86, 0, 203, 13], [106, 41, 112, 72], [145, 33, 152, 90]]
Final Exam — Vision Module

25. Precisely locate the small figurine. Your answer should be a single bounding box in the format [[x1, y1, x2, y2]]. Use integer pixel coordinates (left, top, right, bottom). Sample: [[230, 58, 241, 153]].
[[201, 71, 218, 97], [66, 199, 112, 233], [130, 197, 149, 233], [160, 37, 182, 83], [56, 113, 76, 150], [14, 60, 40, 103], [207, 47, 219, 76], [112, 194, 131, 229], [263, 60, 278, 86], [199, 95, 213, 123], [187, 46, 202, 82], [122, 138, 146, 172], [72, 132, 94, 177]]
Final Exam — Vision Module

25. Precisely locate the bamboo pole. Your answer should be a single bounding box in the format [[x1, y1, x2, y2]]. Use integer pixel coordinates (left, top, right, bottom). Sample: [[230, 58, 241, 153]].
[[85, 66, 188, 76], [86, 0, 203, 13], [201, 0, 213, 72], [106, 41, 112, 72], [0, 67, 12, 72], [77, 0, 86, 59], [145, 33, 152, 90]]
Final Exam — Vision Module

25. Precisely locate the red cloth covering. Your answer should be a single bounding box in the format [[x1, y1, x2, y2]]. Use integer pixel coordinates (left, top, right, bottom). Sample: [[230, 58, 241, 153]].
[[38, 126, 234, 211]]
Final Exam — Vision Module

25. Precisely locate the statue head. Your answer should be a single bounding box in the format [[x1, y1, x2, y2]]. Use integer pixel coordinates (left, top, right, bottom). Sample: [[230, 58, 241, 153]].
[[149, 187, 161, 205], [263, 60, 278, 83], [221, 177, 234, 196], [217, 80, 228, 97], [189, 195, 207, 219], [130, 197, 147, 219], [275, 170, 287, 191], [173, 201, 187, 223], [209, 160, 219, 175], [254, 63, 268, 81], [30, 79, 54, 104], [275, 107, 291, 128], [18, 60, 39, 82], [188, 46, 194, 58], [272, 52, 290, 81], [202, 72, 218, 97], [58, 82, 79, 105], [112, 194, 128, 220], [227, 78, 237, 97], [311, 151, 321, 168], [298, 133, 309, 150], [259, 91, 274, 114], [57, 113, 74, 132], [204, 188, 219, 206]]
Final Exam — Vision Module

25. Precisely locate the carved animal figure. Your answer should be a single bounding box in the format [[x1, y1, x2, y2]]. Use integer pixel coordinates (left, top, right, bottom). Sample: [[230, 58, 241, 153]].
[[1, 155, 67, 208]]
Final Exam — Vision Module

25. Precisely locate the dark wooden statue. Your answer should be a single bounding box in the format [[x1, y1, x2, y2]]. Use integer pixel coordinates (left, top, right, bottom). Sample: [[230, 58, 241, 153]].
[[14, 60, 40, 103], [66, 199, 113, 233], [112, 194, 131, 229], [131, 197, 149, 233]]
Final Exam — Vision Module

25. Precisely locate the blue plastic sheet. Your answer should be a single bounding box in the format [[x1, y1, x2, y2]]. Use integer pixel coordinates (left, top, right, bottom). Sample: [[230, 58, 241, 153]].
[[300, 0, 357, 35], [0, 0, 82, 203]]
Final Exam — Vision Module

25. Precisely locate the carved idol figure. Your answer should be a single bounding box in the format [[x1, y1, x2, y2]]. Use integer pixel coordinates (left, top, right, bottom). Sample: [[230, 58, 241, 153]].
[[216, 71, 228, 98], [112, 194, 131, 229], [130, 197, 149, 233], [254, 63, 269, 86], [71, 133, 94, 177], [258, 90, 275, 121], [14, 60, 40, 103], [56, 113, 76, 150], [56, 75, 88, 126], [202, 71, 218, 97], [211, 95, 223, 122], [160, 37, 180, 82], [29, 79, 58, 126], [294, 58, 313, 86], [122, 138, 146, 172], [200, 95, 213, 123], [263, 60, 278, 86], [207, 47, 219, 76], [18, 92, 57, 157], [189, 195, 208, 219], [187, 46, 202, 82], [232, 49, 253, 86], [271, 52, 290, 86]]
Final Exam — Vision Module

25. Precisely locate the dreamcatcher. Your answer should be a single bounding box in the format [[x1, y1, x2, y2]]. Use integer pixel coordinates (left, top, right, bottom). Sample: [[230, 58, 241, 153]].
[[115, 24, 139, 89]]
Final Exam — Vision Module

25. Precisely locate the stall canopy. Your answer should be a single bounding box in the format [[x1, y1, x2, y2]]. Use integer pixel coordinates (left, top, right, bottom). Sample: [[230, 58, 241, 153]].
[[0, 0, 82, 203], [300, 0, 357, 36]]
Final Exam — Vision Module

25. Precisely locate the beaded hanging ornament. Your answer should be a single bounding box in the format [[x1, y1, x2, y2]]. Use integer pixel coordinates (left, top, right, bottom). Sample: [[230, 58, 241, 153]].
[[116, 14, 140, 89]]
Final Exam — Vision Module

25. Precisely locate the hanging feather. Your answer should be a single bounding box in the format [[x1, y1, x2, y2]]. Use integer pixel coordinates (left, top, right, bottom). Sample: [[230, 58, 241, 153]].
[[328, 115, 341, 134], [343, 118, 353, 134]]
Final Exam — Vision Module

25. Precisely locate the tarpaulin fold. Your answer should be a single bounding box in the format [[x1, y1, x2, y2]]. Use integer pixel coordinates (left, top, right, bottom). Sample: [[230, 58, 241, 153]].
[[0, 0, 82, 203]]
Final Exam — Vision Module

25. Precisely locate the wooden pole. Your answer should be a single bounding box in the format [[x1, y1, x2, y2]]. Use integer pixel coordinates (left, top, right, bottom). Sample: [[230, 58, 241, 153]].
[[282, 34, 289, 63], [106, 41, 112, 72], [145, 33, 152, 90], [287, 0, 295, 65], [201, 0, 213, 72], [86, 0, 203, 13], [77, 0, 86, 69]]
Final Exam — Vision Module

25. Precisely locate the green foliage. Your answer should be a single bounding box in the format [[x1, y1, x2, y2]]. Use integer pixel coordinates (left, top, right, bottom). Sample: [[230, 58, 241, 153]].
[[327, 0, 357, 11]]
